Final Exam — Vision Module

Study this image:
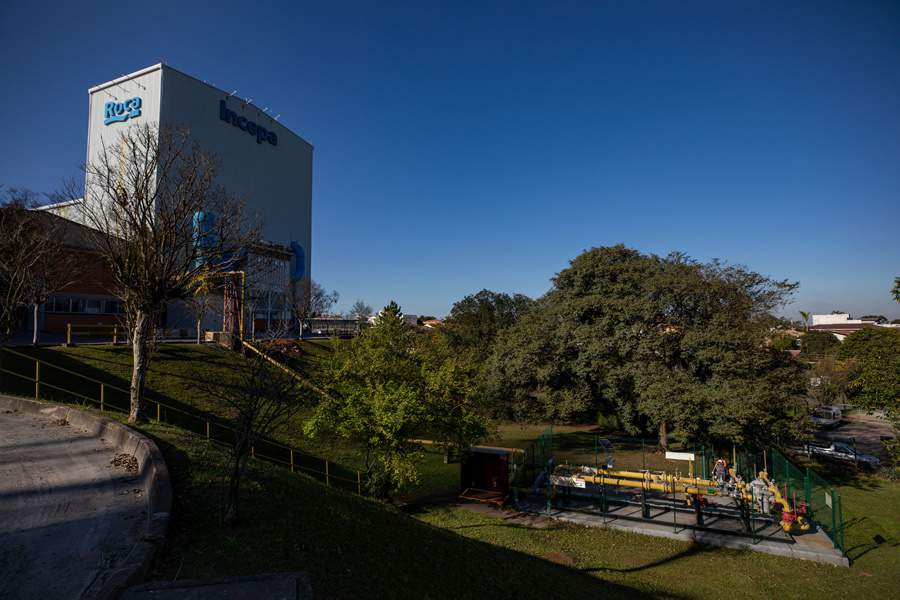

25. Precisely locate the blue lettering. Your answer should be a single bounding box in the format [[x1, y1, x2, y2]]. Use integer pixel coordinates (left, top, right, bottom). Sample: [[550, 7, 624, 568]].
[[103, 96, 142, 125]]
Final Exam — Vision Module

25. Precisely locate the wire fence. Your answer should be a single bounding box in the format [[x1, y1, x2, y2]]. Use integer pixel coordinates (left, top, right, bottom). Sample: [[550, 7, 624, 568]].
[[807, 466, 845, 553], [510, 427, 846, 554], [0, 346, 365, 495]]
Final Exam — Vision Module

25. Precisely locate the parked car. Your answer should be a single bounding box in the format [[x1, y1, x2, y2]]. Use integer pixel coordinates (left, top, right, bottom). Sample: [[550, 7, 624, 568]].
[[809, 405, 843, 429], [802, 440, 880, 470]]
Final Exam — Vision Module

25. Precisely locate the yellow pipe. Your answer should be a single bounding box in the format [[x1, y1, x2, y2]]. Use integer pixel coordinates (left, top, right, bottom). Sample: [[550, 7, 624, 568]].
[[589, 468, 720, 490], [577, 474, 718, 497]]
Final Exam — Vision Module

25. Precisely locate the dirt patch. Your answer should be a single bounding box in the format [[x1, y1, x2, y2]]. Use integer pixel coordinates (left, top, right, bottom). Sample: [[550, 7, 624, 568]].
[[542, 552, 575, 566], [111, 453, 139, 473]]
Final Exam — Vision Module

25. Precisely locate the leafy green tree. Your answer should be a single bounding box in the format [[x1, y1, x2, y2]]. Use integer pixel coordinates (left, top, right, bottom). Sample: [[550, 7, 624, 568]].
[[800, 330, 840, 357], [417, 332, 491, 451], [306, 301, 485, 498], [441, 289, 533, 360], [807, 356, 854, 408], [839, 327, 900, 472], [838, 328, 900, 416], [892, 277, 899, 303], [799, 310, 811, 332], [770, 333, 799, 351], [484, 245, 805, 449], [839, 327, 900, 364]]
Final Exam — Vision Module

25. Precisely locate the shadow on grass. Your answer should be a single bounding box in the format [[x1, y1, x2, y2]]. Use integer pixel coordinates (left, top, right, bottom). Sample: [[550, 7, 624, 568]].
[[146, 427, 684, 600], [579, 542, 715, 574]]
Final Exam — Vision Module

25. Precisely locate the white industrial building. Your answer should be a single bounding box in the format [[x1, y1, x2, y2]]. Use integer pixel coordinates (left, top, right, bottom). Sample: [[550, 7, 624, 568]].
[[39, 64, 313, 336]]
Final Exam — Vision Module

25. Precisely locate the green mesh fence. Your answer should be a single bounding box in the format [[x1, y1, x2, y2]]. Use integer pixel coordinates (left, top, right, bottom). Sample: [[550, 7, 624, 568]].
[[511, 428, 553, 491], [807, 467, 845, 553], [770, 448, 809, 508]]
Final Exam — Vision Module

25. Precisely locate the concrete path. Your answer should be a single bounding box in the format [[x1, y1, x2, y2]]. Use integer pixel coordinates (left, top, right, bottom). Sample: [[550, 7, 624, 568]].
[[0, 410, 147, 599]]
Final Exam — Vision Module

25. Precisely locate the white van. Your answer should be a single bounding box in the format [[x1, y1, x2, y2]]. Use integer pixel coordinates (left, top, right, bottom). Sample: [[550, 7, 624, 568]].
[[810, 405, 843, 429]]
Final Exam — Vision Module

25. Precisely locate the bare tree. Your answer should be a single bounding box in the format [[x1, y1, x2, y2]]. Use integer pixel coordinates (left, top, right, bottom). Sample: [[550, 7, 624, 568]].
[[195, 345, 305, 526], [349, 299, 373, 334], [286, 278, 338, 338], [0, 188, 78, 344], [77, 124, 258, 422], [350, 299, 373, 321]]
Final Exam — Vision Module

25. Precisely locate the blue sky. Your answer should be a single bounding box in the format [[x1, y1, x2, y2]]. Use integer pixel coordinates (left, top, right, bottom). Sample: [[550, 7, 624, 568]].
[[2, 1, 898, 318]]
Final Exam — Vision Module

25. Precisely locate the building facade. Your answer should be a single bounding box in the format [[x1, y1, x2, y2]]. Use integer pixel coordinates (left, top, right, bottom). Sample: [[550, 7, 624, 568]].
[[35, 64, 313, 337]]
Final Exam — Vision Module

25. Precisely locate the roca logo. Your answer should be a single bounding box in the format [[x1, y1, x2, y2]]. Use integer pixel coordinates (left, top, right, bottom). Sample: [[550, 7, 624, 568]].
[[219, 100, 278, 146], [104, 97, 142, 125]]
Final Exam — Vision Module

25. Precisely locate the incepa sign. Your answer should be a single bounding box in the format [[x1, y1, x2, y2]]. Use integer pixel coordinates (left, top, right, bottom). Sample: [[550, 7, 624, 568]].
[[219, 100, 278, 146], [104, 97, 142, 125]]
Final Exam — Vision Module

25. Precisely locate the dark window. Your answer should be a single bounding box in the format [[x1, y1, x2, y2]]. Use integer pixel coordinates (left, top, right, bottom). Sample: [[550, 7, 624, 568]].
[[47, 296, 69, 313]]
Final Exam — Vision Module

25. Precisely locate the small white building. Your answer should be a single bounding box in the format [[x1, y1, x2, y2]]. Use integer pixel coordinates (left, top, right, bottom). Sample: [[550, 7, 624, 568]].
[[809, 313, 899, 341]]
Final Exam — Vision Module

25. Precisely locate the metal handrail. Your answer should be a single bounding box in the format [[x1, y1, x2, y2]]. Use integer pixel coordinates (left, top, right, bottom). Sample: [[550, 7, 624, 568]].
[[0, 346, 365, 494]]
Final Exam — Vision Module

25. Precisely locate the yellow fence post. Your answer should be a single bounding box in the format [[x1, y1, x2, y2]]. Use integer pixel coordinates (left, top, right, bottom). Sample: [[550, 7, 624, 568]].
[[112, 326, 118, 345], [34, 360, 40, 400], [325, 460, 330, 486], [206, 420, 210, 441], [66, 323, 72, 346], [290, 449, 295, 473], [100, 384, 105, 413], [357, 471, 362, 495], [251, 446, 255, 458], [156, 402, 161, 423]]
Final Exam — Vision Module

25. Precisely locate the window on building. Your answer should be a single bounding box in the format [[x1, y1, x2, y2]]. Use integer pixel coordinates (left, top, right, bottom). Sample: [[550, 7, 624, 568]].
[[48, 296, 70, 312]]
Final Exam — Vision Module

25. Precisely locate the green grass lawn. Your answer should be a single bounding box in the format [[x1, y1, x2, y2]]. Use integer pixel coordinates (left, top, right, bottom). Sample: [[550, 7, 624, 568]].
[[122, 417, 900, 599], [3, 344, 898, 597]]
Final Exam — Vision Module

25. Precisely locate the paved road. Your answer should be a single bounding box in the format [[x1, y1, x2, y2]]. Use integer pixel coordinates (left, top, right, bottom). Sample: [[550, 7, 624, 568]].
[[815, 411, 894, 458], [0, 410, 146, 599]]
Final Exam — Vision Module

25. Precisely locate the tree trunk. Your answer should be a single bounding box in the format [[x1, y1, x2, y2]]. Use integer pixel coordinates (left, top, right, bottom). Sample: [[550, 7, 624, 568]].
[[223, 445, 249, 527], [658, 421, 669, 452], [196, 317, 202, 345], [31, 303, 39, 346], [129, 310, 152, 423]]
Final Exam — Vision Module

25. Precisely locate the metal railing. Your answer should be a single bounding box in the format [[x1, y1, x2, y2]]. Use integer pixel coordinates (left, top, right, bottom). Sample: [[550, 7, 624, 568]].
[[0, 346, 365, 495], [65, 323, 122, 346]]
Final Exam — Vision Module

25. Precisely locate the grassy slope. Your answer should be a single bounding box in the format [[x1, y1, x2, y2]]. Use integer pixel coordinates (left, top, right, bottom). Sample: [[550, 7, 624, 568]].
[[131, 420, 898, 599], [5, 344, 898, 596], [137, 422, 647, 600], [2, 343, 456, 498]]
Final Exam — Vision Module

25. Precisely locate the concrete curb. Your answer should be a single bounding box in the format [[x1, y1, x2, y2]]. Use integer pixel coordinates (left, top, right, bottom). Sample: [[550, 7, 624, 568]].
[[0, 394, 172, 598], [121, 572, 314, 599]]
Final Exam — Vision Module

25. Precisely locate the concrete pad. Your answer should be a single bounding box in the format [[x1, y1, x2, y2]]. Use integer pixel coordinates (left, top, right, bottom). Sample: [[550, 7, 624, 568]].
[[122, 573, 313, 599], [0, 396, 172, 599], [518, 495, 849, 567]]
